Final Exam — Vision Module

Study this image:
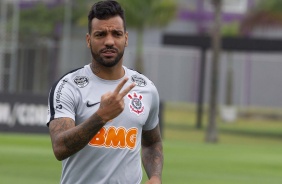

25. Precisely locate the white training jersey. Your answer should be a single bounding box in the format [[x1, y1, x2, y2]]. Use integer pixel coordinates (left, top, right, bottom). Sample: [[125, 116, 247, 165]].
[[46, 64, 159, 184]]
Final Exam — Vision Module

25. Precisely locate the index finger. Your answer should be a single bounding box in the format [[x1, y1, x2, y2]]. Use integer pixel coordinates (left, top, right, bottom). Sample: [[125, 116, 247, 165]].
[[119, 82, 136, 98], [113, 77, 129, 94]]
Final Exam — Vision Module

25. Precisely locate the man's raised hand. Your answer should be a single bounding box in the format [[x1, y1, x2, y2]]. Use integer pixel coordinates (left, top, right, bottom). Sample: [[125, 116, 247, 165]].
[[96, 77, 136, 123]]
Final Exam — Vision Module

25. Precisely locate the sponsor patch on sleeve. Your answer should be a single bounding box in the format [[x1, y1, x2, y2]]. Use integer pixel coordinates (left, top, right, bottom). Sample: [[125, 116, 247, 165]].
[[131, 75, 147, 87], [74, 76, 89, 88]]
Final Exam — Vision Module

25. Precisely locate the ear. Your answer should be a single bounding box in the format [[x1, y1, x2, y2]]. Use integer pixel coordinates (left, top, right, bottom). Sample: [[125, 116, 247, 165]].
[[86, 33, 90, 48], [125, 32, 128, 47]]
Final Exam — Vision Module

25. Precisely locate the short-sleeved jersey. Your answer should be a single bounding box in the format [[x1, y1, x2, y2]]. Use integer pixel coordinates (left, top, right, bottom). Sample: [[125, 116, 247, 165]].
[[46, 64, 159, 184]]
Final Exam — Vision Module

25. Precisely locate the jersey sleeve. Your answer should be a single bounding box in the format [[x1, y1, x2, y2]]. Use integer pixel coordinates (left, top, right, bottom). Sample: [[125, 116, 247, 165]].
[[46, 77, 76, 126], [143, 84, 160, 131]]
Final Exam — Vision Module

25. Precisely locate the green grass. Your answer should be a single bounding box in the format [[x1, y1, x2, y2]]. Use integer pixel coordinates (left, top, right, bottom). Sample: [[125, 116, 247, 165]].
[[0, 134, 61, 184], [163, 140, 282, 184], [1, 103, 282, 184]]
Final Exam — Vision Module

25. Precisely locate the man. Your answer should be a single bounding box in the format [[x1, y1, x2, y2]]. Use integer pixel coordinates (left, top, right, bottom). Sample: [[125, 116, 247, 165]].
[[46, 0, 163, 183]]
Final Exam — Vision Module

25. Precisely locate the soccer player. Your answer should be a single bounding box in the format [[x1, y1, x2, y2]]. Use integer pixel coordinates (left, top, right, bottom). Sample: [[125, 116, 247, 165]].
[[46, 0, 163, 183]]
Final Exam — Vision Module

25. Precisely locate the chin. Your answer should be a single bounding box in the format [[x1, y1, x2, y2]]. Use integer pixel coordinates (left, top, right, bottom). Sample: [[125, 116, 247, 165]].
[[101, 61, 119, 68]]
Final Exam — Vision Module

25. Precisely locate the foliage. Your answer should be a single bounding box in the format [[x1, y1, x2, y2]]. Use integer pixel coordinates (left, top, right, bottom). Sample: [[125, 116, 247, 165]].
[[19, 3, 64, 40], [221, 22, 240, 37], [256, 0, 282, 13], [118, 0, 177, 30], [18, 1, 90, 41], [117, 0, 177, 72], [241, 0, 282, 34], [71, 0, 97, 28], [17, 0, 176, 40]]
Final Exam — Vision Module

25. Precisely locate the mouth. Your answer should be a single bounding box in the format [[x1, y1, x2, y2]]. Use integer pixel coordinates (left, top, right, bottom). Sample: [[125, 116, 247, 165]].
[[101, 49, 117, 57]]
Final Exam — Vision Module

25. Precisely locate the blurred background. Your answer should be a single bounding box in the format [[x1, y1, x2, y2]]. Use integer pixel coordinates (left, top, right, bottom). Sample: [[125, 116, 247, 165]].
[[1, 0, 282, 183]]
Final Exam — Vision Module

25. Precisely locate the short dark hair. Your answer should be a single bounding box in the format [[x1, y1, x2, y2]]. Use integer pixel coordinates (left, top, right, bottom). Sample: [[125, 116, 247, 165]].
[[88, 0, 126, 33]]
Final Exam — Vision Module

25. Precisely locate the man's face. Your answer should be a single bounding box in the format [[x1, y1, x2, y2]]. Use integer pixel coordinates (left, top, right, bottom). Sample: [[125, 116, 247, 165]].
[[86, 16, 128, 67]]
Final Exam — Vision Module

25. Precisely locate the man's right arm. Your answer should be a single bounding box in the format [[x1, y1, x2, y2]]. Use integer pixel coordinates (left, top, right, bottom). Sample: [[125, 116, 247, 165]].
[[49, 113, 105, 161]]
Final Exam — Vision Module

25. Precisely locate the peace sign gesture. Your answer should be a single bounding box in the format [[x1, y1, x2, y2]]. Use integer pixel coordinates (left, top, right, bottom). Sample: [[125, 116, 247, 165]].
[[96, 77, 136, 123]]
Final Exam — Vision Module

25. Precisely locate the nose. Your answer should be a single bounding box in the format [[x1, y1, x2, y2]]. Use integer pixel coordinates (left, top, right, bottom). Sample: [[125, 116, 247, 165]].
[[104, 34, 114, 47]]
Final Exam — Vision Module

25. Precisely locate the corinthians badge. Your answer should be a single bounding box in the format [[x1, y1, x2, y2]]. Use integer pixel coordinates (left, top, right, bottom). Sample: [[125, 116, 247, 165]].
[[127, 92, 144, 115]]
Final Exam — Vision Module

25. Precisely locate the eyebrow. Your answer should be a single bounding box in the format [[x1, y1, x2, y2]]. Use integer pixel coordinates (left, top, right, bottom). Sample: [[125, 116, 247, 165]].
[[93, 29, 124, 34]]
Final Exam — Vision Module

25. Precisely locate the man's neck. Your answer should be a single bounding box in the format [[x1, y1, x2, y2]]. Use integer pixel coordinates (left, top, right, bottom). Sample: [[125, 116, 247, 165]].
[[90, 62, 124, 80]]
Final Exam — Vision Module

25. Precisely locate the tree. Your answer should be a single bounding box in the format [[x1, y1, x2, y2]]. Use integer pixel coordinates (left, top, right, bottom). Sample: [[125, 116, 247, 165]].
[[220, 22, 240, 123], [118, 0, 177, 73], [18, 1, 89, 42], [206, 0, 222, 143], [241, 0, 282, 34], [19, 0, 176, 73], [17, 1, 90, 83]]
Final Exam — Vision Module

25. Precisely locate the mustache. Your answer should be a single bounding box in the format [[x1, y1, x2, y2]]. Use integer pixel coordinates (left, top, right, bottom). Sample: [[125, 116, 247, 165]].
[[100, 46, 118, 53]]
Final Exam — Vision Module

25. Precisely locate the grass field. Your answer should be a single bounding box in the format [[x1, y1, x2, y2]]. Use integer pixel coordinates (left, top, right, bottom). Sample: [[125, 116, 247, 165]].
[[1, 103, 282, 184]]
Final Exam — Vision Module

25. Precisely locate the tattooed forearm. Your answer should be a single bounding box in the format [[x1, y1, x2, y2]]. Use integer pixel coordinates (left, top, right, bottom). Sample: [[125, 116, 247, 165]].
[[141, 125, 163, 180], [49, 113, 105, 161], [63, 113, 104, 150], [142, 142, 163, 179]]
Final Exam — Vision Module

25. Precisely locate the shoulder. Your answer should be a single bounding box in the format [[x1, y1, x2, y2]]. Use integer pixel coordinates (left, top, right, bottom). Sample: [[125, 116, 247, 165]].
[[51, 65, 91, 91], [125, 67, 159, 106], [126, 67, 157, 91]]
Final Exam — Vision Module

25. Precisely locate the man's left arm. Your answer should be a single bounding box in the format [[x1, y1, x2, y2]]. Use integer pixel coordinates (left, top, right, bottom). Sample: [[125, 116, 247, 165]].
[[142, 124, 163, 184]]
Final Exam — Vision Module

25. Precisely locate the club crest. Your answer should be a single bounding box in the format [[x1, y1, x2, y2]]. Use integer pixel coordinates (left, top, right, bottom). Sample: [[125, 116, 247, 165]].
[[131, 75, 147, 87], [74, 76, 89, 88], [127, 92, 144, 115]]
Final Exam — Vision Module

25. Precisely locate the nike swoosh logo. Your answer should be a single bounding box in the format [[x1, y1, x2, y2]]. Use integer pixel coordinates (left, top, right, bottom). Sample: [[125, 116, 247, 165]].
[[86, 101, 100, 107]]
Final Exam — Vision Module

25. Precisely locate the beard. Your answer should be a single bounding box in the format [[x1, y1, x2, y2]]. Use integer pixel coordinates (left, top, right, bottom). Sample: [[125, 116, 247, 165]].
[[90, 44, 124, 67]]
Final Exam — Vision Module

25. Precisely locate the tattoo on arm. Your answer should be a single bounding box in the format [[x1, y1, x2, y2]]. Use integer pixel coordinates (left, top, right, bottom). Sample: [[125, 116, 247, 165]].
[[141, 124, 163, 180], [63, 113, 104, 150], [49, 113, 105, 161]]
